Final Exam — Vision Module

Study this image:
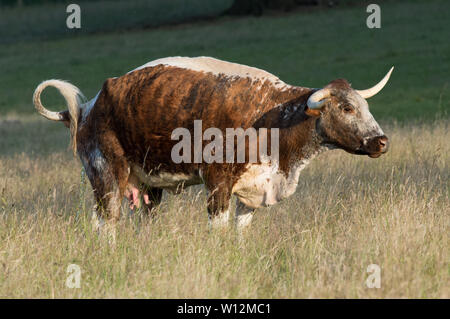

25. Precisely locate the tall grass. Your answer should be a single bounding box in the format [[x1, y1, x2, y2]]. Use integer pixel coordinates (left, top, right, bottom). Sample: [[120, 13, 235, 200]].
[[0, 0, 448, 298], [0, 118, 447, 298]]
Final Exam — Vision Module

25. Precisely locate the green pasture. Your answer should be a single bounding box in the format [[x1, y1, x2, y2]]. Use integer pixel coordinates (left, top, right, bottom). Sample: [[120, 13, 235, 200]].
[[0, 0, 448, 122]]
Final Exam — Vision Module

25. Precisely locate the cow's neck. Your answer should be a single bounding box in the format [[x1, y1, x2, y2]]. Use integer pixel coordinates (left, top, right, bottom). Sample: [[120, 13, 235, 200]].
[[279, 120, 325, 180], [233, 97, 328, 207], [270, 88, 327, 177]]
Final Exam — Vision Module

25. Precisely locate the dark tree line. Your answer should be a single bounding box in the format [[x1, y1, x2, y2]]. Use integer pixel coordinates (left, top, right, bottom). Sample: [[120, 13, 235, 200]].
[[224, 0, 339, 16], [0, 0, 102, 6], [1, 0, 340, 15]]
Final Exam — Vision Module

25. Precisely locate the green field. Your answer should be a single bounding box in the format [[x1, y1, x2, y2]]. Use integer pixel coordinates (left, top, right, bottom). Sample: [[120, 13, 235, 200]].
[[1, 0, 449, 121], [0, 0, 448, 298], [0, 0, 232, 44]]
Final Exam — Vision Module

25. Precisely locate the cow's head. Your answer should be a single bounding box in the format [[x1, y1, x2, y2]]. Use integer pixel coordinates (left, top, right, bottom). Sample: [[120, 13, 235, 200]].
[[305, 67, 393, 158]]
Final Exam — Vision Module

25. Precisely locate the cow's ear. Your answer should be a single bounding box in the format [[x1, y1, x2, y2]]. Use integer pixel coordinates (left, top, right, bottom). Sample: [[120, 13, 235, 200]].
[[305, 106, 322, 117]]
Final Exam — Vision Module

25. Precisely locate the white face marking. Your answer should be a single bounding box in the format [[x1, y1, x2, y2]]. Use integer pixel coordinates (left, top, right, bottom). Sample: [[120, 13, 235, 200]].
[[132, 56, 289, 89], [347, 93, 384, 139]]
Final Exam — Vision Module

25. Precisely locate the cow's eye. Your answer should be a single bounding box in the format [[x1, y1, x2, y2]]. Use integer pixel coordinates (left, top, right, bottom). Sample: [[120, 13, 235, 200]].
[[342, 105, 354, 114]]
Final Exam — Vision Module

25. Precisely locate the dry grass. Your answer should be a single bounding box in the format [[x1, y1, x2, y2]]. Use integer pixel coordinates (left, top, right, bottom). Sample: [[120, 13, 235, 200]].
[[0, 117, 448, 298]]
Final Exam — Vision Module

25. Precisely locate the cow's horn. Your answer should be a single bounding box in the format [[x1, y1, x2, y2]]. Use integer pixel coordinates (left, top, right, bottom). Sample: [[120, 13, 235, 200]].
[[307, 88, 331, 109], [356, 67, 394, 99]]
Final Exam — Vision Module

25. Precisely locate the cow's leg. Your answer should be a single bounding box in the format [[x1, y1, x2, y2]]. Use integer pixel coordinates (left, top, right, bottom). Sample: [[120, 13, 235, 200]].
[[92, 183, 123, 245], [206, 185, 232, 230], [81, 139, 129, 245], [141, 186, 163, 217], [91, 160, 128, 244], [235, 199, 255, 233]]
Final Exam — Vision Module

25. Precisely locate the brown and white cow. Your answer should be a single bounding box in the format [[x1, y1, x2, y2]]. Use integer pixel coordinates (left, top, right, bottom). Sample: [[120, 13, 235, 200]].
[[33, 56, 393, 240]]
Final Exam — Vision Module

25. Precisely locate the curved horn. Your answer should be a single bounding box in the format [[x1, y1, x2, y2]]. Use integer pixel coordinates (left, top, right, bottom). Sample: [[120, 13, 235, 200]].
[[356, 67, 394, 99], [307, 88, 331, 109]]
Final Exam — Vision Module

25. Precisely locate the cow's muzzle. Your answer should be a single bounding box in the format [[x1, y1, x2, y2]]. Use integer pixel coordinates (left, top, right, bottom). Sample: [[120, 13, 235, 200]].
[[366, 135, 389, 158], [355, 135, 389, 158]]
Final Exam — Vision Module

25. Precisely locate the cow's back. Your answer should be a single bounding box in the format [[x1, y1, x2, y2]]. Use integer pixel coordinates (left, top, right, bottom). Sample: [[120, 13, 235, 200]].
[[85, 57, 303, 171]]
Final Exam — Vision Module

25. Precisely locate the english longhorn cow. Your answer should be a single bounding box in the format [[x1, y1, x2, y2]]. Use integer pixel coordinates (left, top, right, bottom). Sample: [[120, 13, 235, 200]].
[[33, 56, 393, 240]]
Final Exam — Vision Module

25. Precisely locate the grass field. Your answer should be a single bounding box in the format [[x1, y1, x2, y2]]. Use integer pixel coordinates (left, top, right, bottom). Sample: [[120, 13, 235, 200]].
[[0, 120, 448, 298], [0, 0, 232, 44], [0, 0, 448, 298]]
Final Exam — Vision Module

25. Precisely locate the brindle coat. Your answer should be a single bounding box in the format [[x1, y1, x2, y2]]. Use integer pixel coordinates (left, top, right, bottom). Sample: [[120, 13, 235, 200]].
[[34, 57, 389, 238]]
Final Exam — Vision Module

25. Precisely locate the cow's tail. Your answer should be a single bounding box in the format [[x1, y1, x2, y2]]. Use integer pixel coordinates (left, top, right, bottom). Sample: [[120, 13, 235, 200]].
[[33, 79, 86, 156]]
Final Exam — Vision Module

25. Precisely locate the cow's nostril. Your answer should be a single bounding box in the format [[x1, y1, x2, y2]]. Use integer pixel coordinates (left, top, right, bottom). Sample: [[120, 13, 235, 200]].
[[378, 136, 388, 150]]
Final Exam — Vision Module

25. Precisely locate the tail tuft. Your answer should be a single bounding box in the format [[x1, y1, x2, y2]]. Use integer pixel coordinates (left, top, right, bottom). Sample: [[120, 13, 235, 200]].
[[33, 80, 85, 156]]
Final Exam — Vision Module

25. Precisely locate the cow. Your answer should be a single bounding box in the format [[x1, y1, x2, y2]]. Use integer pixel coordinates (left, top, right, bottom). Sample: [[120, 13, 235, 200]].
[[33, 56, 393, 241]]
